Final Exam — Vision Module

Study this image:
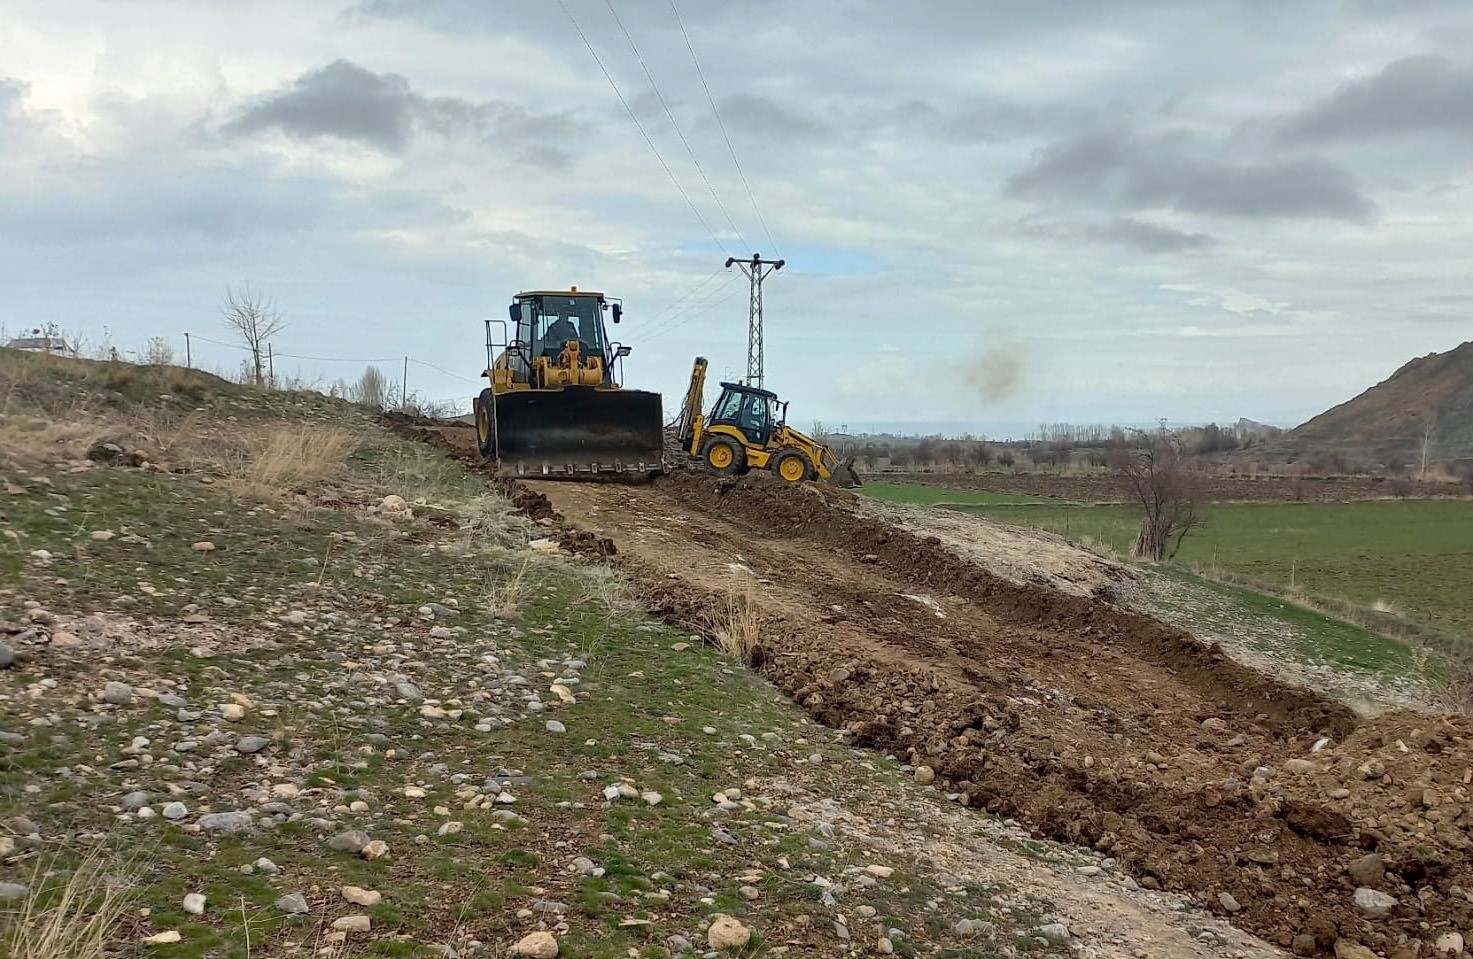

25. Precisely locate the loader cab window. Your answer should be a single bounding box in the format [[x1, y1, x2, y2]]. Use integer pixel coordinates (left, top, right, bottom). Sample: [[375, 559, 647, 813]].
[[527, 296, 607, 359]]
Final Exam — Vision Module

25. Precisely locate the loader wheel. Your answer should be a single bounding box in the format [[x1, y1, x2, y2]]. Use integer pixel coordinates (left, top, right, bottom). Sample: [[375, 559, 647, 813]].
[[474, 390, 496, 458], [703, 437, 745, 476], [773, 450, 812, 484]]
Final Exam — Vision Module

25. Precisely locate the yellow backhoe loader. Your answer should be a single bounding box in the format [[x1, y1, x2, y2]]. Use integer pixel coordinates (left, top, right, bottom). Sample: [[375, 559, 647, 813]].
[[674, 357, 859, 486], [473, 288, 663, 478]]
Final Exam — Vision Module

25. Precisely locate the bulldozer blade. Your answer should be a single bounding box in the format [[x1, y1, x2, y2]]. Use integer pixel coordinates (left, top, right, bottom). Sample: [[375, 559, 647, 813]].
[[492, 388, 665, 478]]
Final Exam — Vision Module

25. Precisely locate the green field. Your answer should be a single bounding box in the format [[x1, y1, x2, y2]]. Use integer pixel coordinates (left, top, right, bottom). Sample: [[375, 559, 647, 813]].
[[866, 481, 1473, 644]]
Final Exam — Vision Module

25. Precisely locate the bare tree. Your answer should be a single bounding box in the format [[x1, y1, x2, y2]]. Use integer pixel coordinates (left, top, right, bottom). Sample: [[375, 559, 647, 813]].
[[348, 365, 392, 409], [222, 284, 285, 387], [1420, 410, 1438, 478], [1114, 429, 1204, 562], [142, 336, 174, 366]]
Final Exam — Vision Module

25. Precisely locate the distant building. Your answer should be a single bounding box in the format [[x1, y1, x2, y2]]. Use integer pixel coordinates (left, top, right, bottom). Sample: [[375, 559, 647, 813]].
[[4, 330, 73, 354]]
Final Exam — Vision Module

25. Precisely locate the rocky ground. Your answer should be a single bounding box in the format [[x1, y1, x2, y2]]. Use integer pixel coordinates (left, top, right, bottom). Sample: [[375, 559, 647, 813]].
[[0, 354, 1298, 959]]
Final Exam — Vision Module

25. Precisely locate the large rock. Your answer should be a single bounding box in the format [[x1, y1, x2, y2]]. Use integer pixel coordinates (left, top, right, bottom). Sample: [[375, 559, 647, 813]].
[[328, 830, 370, 854], [512, 931, 559, 957], [1335, 941, 1379, 959], [0, 882, 29, 900], [1353, 887, 1397, 917], [708, 916, 752, 951], [102, 681, 134, 705], [1434, 932, 1464, 955], [235, 735, 271, 754], [274, 892, 309, 915], [197, 811, 254, 834], [1347, 853, 1385, 887]]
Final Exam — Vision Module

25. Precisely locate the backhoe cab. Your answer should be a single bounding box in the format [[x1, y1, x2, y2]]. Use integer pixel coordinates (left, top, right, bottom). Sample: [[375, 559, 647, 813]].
[[674, 357, 857, 486]]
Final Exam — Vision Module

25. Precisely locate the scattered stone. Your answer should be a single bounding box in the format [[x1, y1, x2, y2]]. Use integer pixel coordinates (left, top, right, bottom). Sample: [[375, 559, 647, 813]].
[[342, 886, 382, 907], [1283, 758, 1317, 775], [220, 703, 245, 722], [87, 441, 124, 462], [254, 858, 280, 875], [641, 790, 663, 806], [1218, 892, 1242, 914], [866, 865, 894, 879], [120, 790, 151, 811], [328, 830, 371, 854], [1037, 923, 1071, 944], [1353, 887, 1396, 917], [361, 839, 390, 859], [192, 541, 215, 552], [1434, 932, 1464, 955], [913, 765, 936, 785], [235, 735, 271, 754], [1347, 853, 1385, 887], [274, 892, 310, 915], [545, 720, 566, 734], [182, 893, 206, 916], [512, 931, 559, 958], [332, 915, 371, 933], [0, 882, 29, 900], [0, 644, 14, 668], [197, 811, 254, 834], [1334, 941, 1378, 959], [955, 918, 995, 937], [708, 916, 752, 951], [102, 681, 134, 705], [143, 930, 183, 945]]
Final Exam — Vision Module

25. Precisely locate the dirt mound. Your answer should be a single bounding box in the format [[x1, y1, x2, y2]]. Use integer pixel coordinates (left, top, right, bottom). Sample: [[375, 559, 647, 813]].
[[558, 471, 1473, 955]]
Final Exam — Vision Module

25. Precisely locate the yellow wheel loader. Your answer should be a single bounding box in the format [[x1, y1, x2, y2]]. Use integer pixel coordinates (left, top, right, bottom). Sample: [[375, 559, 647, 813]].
[[673, 357, 859, 486], [473, 288, 663, 478]]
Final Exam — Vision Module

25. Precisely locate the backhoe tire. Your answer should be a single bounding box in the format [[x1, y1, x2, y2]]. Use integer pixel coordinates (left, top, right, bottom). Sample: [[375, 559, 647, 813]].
[[474, 390, 496, 458], [703, 437, 746, 476], [773, 450, 812, 484]]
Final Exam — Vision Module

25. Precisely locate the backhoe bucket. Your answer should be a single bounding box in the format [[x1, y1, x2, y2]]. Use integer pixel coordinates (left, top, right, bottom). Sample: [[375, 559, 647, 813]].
[[493, 388, 664, 478]]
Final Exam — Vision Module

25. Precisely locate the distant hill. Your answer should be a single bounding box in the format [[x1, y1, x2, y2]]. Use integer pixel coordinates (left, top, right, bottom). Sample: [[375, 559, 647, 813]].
[[1274, 340, 1473, 470]]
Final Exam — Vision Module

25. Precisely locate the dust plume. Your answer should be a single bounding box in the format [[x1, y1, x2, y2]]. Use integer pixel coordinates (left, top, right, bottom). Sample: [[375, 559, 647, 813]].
[[960, 342, 1026, 403]]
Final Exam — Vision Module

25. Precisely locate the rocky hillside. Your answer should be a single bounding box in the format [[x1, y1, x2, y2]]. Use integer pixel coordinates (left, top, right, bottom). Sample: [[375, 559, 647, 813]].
[[1281, 340, 1473, 470]]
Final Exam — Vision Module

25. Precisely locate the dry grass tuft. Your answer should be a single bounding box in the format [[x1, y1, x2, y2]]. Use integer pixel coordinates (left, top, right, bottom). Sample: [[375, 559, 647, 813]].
[[2, 850, 133, 959], [482, 553, 536, 620], [243, 424, 357, 487], [218, 424, 357, 501], [705, 584, 766, 663]]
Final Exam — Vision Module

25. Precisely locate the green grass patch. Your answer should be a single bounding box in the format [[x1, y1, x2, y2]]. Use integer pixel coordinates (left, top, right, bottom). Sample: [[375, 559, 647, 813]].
[[947, 498, 1473, 644], [861, 481, 1060, 507]]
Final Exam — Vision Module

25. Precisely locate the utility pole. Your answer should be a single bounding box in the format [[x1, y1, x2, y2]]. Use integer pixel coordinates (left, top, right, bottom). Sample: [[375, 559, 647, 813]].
[[725, 253, 784, 389], [402, 356, 409, 411], [184, 332, 191, 368], [267, 343, 274, 387]]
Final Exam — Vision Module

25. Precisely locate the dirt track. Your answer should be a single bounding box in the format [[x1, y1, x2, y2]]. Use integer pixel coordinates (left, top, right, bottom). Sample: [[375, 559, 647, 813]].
[[405, 420, 1472, 957]]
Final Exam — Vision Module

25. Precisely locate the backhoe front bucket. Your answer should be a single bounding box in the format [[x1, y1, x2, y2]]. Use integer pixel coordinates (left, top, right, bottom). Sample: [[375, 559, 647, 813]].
[[492, 388, 664, 478]]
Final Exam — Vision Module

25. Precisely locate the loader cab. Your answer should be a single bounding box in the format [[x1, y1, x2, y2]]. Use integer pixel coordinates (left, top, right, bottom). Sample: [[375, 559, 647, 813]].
[[507, 289, 621, 382], [710, 382, 780, 446]]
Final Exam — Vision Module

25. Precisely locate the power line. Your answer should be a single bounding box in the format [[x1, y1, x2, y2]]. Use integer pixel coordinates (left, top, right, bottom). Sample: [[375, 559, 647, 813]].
[[639, 271, 742, 340], [669, 0, 779, 255], [638, 266, 725, 327], [605, 0, 747, 249], [643, 273, 747, 343], [556, 0, 731, 256]]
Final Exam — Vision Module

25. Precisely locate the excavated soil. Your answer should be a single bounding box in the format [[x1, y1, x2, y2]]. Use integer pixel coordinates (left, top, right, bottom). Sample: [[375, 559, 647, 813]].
[[403, 421, 1473, 957]]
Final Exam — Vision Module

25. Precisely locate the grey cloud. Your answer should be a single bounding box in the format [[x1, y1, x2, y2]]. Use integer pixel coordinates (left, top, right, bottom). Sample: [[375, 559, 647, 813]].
[[715, 94, 827, 142], [1007, 127, 1374, 221], [1086, 217, 1217, 252], [225, 59, 580, 154], [1277, 56, 1473, 143]]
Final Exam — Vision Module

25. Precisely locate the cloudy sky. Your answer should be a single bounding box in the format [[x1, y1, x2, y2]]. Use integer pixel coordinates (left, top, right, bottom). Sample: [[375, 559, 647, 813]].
[[3, 0, 1471, 434]]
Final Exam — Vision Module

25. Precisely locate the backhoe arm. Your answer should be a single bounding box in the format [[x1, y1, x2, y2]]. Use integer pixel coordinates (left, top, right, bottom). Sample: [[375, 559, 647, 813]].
[[676, 356, 708, 451]]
